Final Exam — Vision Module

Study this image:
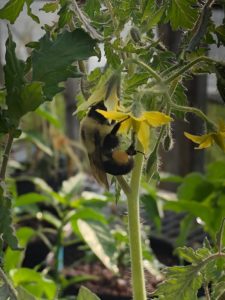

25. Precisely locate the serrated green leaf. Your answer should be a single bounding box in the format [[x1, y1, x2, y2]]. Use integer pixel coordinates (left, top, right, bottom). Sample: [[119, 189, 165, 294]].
[[166, 0, 199, 30], [176, 246, 211, 264], [0, 0, 25, 23], [0, 196, 20, 250], [77, 286, 100, 300], [155, 264, 203, 300], [4, 29, 25, 125], [40, 2, 59, 13], [32, 29, 96, 100], [77, 220, 118, 273]]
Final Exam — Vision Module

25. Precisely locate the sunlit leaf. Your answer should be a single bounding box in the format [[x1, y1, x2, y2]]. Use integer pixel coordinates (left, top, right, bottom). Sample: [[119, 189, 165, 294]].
[[10, 268, 57, 300], [16, 193, 49, 206], [4, 227, 36, 273], [40, 2, 59, 13], [0, 0, 25, 23], [77, 220, 118, 273], [77, 286, 100, 300]]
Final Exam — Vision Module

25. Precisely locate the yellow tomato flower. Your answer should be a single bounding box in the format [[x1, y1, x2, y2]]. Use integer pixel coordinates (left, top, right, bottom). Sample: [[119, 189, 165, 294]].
[[184, 120, 225, 151], [96, 110, 173, 152]]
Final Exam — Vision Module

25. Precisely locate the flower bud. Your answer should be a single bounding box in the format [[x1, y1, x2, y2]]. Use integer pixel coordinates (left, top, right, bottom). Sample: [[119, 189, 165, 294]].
[[130, 27, 141, 43]]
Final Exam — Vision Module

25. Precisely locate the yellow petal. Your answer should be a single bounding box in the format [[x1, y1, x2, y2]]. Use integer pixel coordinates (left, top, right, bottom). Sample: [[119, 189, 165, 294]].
[[218, 120, 225, 133], [213, 133, 225, 151], [118, 118, 132, 134], [137, 121, 150, 153], [197, 135, 214, 149], [143, 111, 173, 127], [96, 110, 127, 121], [184, 132, 214, 149]]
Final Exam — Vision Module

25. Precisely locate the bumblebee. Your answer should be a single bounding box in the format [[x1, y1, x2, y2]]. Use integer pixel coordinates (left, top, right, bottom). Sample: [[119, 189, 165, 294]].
[[80, 101, 136, 188]]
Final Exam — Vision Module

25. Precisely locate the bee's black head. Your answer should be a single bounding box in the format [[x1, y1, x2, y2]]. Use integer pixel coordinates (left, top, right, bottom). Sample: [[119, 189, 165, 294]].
[[88, 101, 108, 124]]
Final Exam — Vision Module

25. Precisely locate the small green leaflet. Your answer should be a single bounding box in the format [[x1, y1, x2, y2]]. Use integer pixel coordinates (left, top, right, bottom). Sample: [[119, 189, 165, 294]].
[[77, 286, 100, 300], [10, 268, 57, 299], [0, 0, 38, 24], [77, 220, 118, 273], [32, 29, 97, 100], [4, 29, 45, 126], [166, 0, 198, 30], [40, 2, 59, 13]]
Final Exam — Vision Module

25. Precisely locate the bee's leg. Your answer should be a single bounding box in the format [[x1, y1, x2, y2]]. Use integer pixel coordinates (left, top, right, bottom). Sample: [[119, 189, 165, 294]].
[[126, 132, 146, 157]]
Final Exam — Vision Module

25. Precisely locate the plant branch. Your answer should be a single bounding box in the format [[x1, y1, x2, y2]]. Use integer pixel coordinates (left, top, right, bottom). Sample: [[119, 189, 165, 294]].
[[0, 132, 14, 182], [165, 56, 215, 84], [0, 267, 18, 300], [203, 282, 211, 300], [186, 0, 215, 52], [116, 176, 131, 196]]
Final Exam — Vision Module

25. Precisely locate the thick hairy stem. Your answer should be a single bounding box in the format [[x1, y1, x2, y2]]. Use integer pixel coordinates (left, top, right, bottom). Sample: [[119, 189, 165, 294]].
[[0, 267, 18, 300], [0, 133, 14, 182], [126, 144, 146, 300]]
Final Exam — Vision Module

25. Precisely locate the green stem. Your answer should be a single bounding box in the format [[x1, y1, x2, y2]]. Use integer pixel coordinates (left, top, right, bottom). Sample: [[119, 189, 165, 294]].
[[0, 267, 18, 300], [169, 100, 216, 129], [165, 56, 215, 84], [126, 144, 146, 300], [0, 132, 14, 182]]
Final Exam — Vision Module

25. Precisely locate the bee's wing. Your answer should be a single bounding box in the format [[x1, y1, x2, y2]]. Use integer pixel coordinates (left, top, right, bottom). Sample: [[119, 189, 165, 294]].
[[88, 130, 109, 189], [88, 152, 109, 189]]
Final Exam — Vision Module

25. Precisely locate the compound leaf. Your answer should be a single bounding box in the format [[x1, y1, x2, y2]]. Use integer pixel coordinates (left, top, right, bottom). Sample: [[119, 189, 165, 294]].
[[32, 29, 96, 100], [166, 0, 199, 30], [155, 264, 203, 300]]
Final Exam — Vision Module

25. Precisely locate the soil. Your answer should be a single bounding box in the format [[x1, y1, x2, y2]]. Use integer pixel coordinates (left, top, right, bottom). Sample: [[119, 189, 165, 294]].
[[62, 262, 161, 300]]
